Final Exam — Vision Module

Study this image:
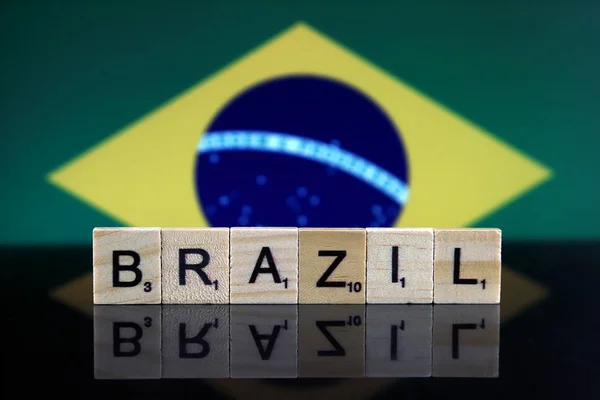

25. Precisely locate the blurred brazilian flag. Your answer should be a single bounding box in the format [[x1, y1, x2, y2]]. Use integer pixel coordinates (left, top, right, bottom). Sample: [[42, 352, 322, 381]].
[[2, 0, 599, 246]]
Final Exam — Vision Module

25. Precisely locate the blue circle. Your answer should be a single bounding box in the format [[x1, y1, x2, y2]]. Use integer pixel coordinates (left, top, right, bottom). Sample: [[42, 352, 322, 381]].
[[194, 75, 409, 227]]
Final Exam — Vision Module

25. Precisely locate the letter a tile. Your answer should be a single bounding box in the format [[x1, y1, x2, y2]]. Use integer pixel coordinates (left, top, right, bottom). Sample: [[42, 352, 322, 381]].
[[299, 228, 366, 304], [93, 227, 161, 304], [230, 227, 298, 304], [161, 228, 230, 304], [433, 228, 501, 304]]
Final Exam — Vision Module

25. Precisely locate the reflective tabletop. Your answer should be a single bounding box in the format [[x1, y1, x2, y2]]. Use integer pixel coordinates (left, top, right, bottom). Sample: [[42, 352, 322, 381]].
[[94, 304, 498, 379], [4, 240, 599, 398]]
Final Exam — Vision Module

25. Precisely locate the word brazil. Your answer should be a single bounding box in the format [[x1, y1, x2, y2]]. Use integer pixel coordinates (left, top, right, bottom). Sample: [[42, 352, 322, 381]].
[[92, 227, 501, 305]]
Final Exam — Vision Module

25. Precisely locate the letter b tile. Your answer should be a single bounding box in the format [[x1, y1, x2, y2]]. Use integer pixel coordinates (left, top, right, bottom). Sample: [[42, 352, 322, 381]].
[[93, 227, 161, 304]]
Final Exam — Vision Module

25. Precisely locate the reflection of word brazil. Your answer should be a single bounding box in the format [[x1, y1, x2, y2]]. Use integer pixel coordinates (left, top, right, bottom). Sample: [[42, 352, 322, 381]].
[[94, 304, 500, 379], [92, 227, 501, 305]]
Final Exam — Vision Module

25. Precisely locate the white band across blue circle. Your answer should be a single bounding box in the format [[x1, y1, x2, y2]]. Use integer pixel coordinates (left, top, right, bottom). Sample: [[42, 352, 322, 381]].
[[198, 130, 409, 206]]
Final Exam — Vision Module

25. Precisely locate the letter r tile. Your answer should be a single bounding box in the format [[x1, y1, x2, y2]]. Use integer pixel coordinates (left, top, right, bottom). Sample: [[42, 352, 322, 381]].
[[298, 228, 366, 304], [93, 227, 161, 304], [230, 227, 298, 304], [161, 228, 230, 304]]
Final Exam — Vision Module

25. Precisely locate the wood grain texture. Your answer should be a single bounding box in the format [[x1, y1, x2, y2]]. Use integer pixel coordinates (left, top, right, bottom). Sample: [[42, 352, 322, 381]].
[[366, 305, 432, 377], [93, 227, 161, 304], [298, 305, 365, 377], [161, 228, 229, 304], [230, 227, 298, 304], [433, 228, 501, 304], [298, 228, 366, 304], [432, 305, 499, 377], [93, 305, 161, 379], [162, 305, 229, 378], [230, 305, 298, 378], [366, 228, 433, 304]]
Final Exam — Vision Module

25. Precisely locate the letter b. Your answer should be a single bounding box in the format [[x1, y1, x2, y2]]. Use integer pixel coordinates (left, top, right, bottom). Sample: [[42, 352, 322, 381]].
[[112, 250, 142, 287], [113, 322, 143, 357]]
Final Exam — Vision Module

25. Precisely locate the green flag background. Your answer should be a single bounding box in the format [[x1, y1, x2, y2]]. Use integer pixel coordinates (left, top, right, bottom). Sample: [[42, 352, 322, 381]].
[[2, 0, 599, 245]]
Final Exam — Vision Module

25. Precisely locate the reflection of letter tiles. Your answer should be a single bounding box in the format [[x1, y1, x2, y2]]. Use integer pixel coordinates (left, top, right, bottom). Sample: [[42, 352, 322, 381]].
[[162, 305, 229, 378], [366, 305, 433, 377], [161, 228, 230, 304], [230, 305, 298, 378], [230, 228, 298, 304], [93, 228, 161, 304], [92, 305, 502, 379], [299, 228, 366, 304], [432, 305, 500, 377], [94, 305, 161, 379], [433, 229, 501, 304], [298, 305, 365, 378], [366, 228, 434, 304]]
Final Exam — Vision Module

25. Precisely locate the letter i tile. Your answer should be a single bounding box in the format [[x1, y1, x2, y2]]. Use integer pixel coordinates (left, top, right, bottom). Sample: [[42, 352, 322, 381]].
[[366, 228, 434, 304]]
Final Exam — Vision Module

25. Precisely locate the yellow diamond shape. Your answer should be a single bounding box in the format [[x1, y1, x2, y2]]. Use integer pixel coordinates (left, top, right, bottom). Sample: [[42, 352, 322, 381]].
[[47, 22, 551, 228]]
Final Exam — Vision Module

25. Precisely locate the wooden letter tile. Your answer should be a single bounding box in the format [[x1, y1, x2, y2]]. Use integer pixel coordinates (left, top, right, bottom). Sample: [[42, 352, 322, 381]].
[[93, 227, 161, 304], [94, 305, 161, 379], [298, 228, 366, 304], [162, 305, 229, 378], [230, 305, 298, 378], [433, 228, 501, 304], [161, 228, 229, 304], [366, 228, 434, 304], [230, 227, 298, 304], [432, 305, 500, 377]]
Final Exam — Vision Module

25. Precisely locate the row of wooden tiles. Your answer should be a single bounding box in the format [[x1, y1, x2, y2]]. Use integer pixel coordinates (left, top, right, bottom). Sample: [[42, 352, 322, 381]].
[[95, 304, 499, 379], [93, 227, 502, 305]]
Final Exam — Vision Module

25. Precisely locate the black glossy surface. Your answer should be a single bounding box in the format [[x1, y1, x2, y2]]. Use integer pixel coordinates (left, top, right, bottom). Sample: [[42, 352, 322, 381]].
[[3, 241, 599, 398]]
